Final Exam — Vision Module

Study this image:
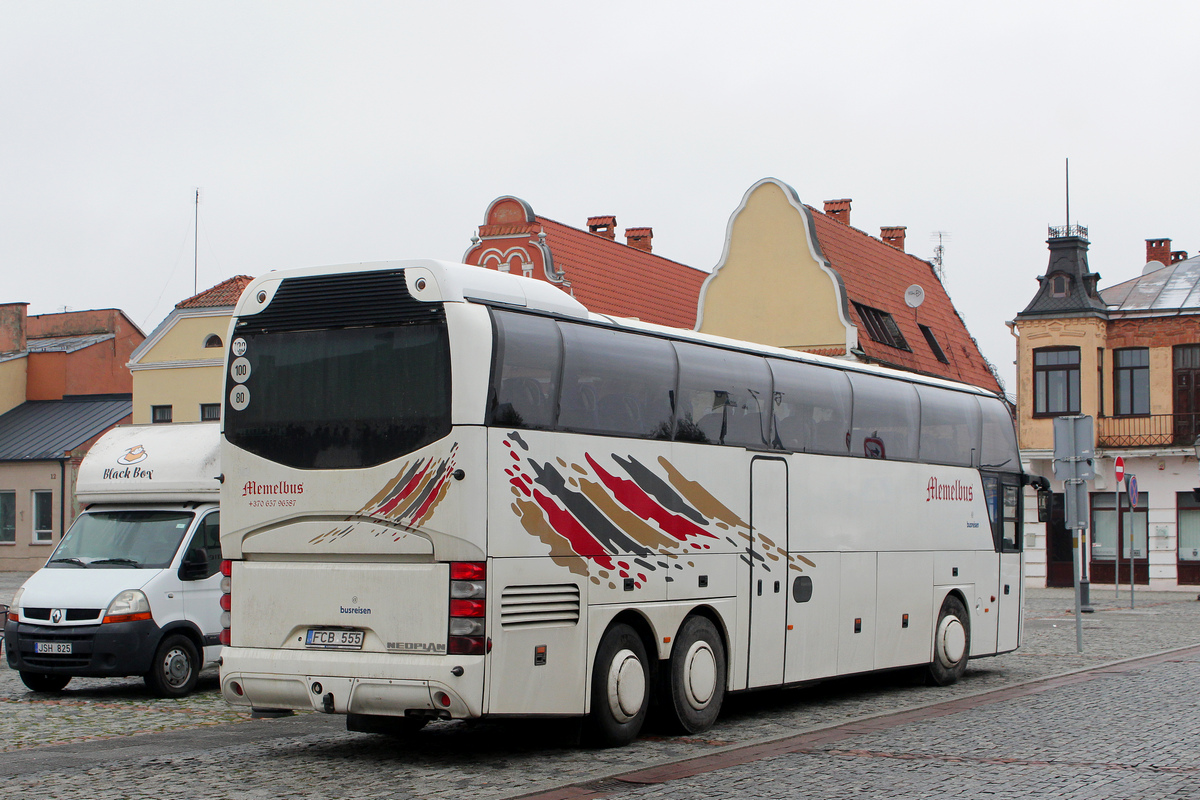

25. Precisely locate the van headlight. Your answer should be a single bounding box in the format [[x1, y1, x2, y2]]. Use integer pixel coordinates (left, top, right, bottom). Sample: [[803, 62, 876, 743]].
[[103, 589, 153, 624], [6, 587, 21, 622]]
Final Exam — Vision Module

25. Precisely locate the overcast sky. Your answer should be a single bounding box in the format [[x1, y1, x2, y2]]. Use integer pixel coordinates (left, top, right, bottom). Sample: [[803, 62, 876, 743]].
[[3, 2, 1197, 396]]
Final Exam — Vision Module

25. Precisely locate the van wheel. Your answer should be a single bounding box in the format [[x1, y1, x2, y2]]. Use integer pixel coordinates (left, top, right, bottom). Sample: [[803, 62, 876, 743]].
[[20, 671, 71, 692], [927, 595, 970, 686], [584, 623, 649, 747], [145, 634, 199, 697], [662, 616, 726, 734]]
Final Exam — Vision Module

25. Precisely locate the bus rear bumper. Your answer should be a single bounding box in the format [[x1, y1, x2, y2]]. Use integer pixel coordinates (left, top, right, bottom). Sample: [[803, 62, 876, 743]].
[[220, 647, 483, 719]]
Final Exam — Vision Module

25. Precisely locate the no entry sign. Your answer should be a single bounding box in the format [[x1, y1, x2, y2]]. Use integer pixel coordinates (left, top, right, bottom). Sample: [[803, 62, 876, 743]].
[[1115, 456, 1125, 483]]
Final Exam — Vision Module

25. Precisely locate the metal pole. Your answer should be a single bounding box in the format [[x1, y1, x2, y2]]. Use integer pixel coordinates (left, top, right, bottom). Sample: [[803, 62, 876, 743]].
[[1116, 485, 1123, 601], [1068, 417, 1083, 652]]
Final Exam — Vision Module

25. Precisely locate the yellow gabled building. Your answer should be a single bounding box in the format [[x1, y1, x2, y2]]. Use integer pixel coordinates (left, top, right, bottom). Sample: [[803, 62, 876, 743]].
[[128, 277, 253, 425]]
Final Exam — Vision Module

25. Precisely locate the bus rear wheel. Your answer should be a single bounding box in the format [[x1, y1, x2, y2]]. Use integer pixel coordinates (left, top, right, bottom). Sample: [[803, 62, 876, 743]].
[[584, 623, 649, 747], [662, 616, 726, 734], [927, 595, 970, 686]]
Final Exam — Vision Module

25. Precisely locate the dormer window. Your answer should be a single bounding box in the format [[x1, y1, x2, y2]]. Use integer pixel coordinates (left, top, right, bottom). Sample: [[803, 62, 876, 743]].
[[1051, 274, 1070, 297]]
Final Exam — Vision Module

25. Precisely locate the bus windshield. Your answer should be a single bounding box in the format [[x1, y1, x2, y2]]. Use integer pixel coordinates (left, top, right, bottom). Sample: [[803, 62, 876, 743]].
[[223, 323, 452, 469]]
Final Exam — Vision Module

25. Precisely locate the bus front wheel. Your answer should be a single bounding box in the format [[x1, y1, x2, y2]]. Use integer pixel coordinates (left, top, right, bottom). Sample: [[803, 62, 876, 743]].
[[927, 595, 970, 686], [662, 615, 726, 734], [585, 623, 649, 747]]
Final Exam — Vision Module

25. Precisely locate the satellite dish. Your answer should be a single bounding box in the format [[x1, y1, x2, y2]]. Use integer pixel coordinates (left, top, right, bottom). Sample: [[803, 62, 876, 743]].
[[904, 284, 926, 308]]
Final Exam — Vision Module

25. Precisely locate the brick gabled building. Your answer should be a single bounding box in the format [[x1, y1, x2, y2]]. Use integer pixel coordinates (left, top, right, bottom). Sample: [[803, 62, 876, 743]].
[[0, 305, 143, 569], [463, 196, 708, 329], [698, 178, 1001, 393]]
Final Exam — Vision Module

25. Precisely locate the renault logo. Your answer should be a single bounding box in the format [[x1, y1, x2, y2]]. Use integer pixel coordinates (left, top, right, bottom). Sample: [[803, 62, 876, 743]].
[[51, 609, 63, 624]]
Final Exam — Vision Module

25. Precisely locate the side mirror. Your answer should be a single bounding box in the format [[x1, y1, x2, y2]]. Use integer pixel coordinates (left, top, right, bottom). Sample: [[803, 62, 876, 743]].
[[1037, 489, 1052, 523], [178, 550, 210, 582]]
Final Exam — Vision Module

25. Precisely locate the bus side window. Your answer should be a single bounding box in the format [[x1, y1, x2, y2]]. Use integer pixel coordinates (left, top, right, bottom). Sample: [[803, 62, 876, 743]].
[[768, 359, 851, 454], [674, 343, 772, 448], [978, 397, 1020, 470], [557, 323, 677, 439], [915, 385, 981, 467], [847, 372, 919, 460], [491, 312, 562, 430]]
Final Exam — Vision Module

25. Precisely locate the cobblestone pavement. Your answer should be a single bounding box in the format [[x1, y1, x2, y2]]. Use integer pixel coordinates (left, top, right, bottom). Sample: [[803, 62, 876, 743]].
[[2, 575, 1199, 799]]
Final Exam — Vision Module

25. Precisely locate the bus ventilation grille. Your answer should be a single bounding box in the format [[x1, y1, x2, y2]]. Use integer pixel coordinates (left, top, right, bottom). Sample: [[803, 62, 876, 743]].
[[237, 269, 445, 332], [499, 584, 581, 629]]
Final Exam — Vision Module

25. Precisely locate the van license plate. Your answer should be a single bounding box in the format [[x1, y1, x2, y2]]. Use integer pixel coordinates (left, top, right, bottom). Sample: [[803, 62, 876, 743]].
[[35, 642, 72, 654], [305, 629, 364, 650]]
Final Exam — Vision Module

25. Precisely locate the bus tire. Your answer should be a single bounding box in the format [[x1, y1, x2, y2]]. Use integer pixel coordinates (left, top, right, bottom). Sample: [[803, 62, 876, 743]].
[[144, 634, 199, 697], [663, 615, 726, 734], [20, 671, 71, 693], [927, 595, 970, 686], [584, 623, 649, 747]]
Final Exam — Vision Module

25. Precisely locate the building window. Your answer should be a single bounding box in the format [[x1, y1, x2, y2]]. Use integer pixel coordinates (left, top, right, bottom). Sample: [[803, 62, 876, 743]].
[[918, 324, 949, 364], [1178, 492, 1200, 562], [204, 334, 223, 348], [1114, 348, 1150, 416], [152, 405, 173, 424], [32, 490, 53, 543], [1091, 491, 1148, 561], [200, 403, 221, 422], [852, 303, 910, 351], [1033, 347, 1080, 416], [0, 491, 14, 544], [1051, 274, 1070, 297]]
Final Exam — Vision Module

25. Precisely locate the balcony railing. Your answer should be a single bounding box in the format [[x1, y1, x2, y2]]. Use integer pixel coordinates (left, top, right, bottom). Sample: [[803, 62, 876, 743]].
[[1096, 413, 1200, 448]]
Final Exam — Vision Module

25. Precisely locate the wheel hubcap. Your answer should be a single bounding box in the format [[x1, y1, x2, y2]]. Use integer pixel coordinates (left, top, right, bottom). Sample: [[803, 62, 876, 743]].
[[606, 649, 645, 722], [163, 648, 192, 688], [683, 641, 716, 709], [936, 616, 966, 667]]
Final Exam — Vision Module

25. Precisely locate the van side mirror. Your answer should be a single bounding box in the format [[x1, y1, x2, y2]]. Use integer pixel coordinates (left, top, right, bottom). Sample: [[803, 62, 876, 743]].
[[178, 550, 210, 582]]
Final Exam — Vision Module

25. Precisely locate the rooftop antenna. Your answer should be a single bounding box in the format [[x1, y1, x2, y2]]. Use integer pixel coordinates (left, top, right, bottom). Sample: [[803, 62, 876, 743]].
[[1065, 157, 1070, 230], [930, 231, 950, 280], [193, 188, 199, 295]]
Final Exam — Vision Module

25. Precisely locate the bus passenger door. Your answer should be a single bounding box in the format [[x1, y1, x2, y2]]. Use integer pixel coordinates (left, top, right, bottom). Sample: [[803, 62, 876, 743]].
[[748, 457, 788, 688]]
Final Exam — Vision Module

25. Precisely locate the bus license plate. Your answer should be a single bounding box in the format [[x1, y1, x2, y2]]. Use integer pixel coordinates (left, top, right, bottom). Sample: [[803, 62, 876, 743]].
[[35, 641, 72, 654], [305, 629, 364, 650]]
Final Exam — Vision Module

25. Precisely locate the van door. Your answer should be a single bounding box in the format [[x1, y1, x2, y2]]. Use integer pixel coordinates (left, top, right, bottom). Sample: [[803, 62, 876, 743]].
[[179, 510, 224, 661]]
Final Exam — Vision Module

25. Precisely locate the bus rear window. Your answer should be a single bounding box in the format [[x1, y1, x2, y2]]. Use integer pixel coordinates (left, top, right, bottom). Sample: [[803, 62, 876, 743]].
[[224, 324, 451, 469]]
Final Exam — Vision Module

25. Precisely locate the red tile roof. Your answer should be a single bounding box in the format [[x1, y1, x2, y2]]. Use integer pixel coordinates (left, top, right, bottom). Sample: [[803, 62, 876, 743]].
[[806, 208, 1000, 392], [536, 216, 707, 329], [175, 276, 255, 309]]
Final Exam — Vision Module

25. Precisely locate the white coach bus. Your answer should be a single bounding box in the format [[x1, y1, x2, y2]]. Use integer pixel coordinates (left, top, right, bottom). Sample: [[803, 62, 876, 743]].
[[217, 260, 1037, 746]]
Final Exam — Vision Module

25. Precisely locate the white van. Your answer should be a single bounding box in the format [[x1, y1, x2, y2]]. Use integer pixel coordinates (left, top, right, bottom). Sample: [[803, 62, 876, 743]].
[[3, 423, 222, 696]]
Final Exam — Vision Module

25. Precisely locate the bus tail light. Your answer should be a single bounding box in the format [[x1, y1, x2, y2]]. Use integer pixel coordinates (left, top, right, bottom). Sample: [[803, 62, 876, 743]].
[[448, 561, 486, 655], [219, 560, 232, 646]]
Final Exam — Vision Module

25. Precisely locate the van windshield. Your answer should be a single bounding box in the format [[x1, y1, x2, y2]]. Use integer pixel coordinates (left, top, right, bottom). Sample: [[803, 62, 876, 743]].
[[47, 511, 195, 569]]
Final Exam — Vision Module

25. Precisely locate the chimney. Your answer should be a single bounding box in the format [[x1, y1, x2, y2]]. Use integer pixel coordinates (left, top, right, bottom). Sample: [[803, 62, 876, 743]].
[[587, 216, 617, 240], [625, 227, 653, 253], [1172, 250, 1189, 264], [881, 226, 907, 252], [823, 199, 851, 226], [0, 302, 28, 355], [1146, 238, 1172, 266]]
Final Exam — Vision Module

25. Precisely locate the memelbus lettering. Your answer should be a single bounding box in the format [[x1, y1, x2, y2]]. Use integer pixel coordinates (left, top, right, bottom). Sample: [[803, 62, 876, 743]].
[[242, 480, 304, 497], [926, 477, 974, 502]]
